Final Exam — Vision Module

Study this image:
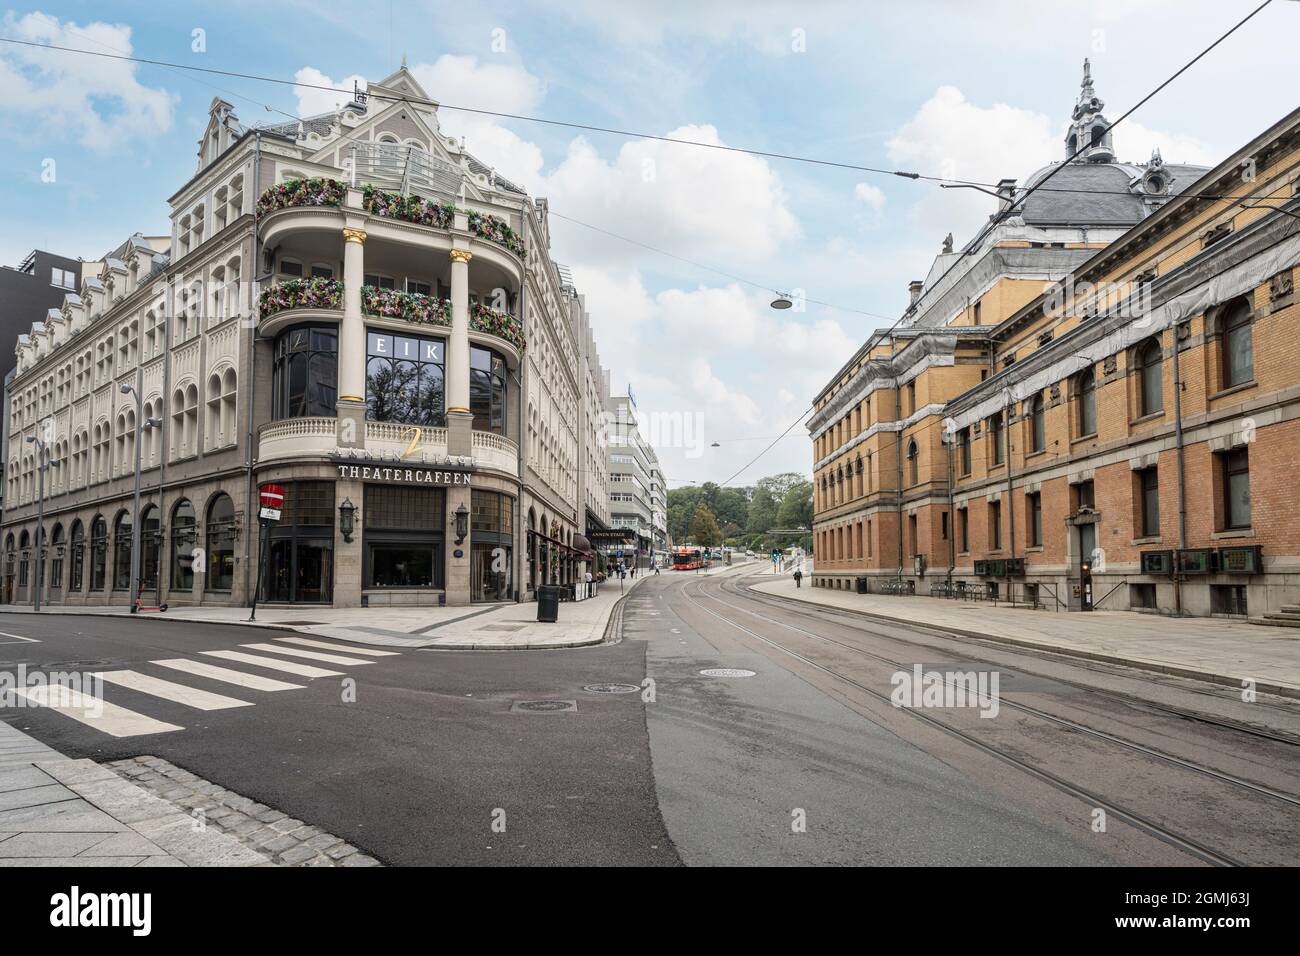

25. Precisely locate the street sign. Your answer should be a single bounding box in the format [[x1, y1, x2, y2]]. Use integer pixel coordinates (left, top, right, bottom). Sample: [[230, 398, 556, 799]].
[[259, 507, 282, 522], [259, 483, 285, 510]]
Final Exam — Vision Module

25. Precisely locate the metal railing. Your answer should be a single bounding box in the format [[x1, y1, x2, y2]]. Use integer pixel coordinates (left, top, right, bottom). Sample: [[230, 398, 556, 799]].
[[350, 143, 462, 198]]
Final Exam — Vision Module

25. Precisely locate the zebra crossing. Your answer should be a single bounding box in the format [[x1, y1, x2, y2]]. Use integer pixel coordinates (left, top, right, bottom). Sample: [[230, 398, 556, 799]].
[[5, 636, 396, 739]]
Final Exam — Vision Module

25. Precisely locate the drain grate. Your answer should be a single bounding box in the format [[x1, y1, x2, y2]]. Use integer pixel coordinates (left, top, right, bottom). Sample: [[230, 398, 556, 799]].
[[511, 699, 578, 714], [582, 683, 640, 695], [699, 668, 757, 678]]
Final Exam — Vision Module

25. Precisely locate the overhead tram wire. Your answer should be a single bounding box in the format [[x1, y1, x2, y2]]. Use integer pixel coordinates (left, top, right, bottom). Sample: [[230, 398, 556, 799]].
[[1, 33, 1293, 212], [712, 0, 1276, 486]]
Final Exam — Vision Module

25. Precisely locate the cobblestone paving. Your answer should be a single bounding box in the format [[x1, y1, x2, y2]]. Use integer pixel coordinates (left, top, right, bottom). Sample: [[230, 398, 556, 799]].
[[106, 756, 382, 867]]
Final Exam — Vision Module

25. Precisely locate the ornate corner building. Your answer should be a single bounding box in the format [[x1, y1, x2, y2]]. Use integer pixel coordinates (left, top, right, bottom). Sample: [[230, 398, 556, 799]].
[[810, 63, 1300, 620], [1, 66, 613, 609]]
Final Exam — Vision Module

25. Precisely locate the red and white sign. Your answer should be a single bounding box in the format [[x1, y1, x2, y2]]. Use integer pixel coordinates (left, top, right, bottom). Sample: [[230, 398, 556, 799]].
[[259, 483, 285, 522]]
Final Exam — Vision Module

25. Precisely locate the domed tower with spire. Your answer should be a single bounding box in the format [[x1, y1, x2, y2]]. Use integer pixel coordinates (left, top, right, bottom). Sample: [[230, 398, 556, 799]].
[[1065, 58, 1115, 163]]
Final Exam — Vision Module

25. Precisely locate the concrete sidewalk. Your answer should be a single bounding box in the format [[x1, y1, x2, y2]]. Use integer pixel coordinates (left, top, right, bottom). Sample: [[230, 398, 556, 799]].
[[751, 573, 1300, 699], [0, 720, 269, 866], [0, 578, 643, 650]]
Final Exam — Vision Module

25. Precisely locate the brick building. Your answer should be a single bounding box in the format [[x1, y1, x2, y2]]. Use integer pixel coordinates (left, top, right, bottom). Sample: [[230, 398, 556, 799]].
[[810, 65, 1300, 620]]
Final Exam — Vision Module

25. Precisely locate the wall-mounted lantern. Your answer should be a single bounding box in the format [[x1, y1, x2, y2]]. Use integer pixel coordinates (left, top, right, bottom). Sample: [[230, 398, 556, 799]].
[[339, 498, 356, 543]]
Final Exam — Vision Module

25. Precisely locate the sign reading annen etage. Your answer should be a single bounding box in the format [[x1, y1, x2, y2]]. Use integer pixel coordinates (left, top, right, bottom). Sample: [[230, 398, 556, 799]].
[[335, 464, 472, 485]]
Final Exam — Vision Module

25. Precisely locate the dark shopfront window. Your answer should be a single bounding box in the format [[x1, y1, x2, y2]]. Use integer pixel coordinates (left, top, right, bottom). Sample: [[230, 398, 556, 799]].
[[171, 500, 196, 593], [139, 506, 161, 594], [364, 484, 444, 589], [471, 489, 514, 602], [366, 330, 445, 426], [262, 481, 335, 604], [113, 511, 132, 591], [470, 346, 507, 435], [273, 324, 338, 419], [90, 516, 107, 591], [207, 493, 237, 592], [69, 521, 84, 592]]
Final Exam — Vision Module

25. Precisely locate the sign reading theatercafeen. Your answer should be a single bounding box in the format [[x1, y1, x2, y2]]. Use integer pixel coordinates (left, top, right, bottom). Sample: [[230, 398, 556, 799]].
[[334, 463, 474, 485]]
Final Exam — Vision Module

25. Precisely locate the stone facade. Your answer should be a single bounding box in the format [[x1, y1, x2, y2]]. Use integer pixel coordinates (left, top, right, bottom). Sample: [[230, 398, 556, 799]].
[[1, 67, 612, 610]]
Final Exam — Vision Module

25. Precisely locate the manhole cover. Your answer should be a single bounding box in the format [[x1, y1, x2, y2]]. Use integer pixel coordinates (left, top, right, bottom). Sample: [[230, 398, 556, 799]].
[[582, 683, 640, 694], [699, 668, 757, 678], [511, 699, 578, 714]]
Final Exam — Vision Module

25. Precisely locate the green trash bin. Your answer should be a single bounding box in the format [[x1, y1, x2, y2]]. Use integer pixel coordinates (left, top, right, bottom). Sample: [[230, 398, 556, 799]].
[[537, 585, 561, 622]]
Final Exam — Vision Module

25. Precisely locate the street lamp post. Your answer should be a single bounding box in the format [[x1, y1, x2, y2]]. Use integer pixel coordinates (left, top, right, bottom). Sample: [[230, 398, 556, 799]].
[[24, 434, 48, 612], [120, 380, 160, 613]]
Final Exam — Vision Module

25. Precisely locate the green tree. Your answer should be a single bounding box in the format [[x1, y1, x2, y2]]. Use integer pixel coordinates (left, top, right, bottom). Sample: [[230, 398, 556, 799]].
[[775, 480, 814, 551], [688, 504, 723, 547]]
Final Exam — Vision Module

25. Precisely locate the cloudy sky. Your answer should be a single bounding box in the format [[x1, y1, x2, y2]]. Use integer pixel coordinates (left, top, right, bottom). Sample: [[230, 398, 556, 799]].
[[3, 0, 1298, 486]]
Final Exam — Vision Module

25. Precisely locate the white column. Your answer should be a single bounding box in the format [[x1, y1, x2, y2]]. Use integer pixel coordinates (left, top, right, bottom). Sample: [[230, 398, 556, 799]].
[[339, 228, 367, 404], [447, 247, 472, 415]]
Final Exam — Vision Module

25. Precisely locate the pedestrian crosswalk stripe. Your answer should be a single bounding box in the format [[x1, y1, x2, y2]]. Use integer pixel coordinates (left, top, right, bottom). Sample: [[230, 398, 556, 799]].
[[97, 670, 253, 711], [152, 659, 304, 691], [13, 685, 183, 738], [275, 637, 400, 656], [240, 642, 375, 667], [200, 649, 342, 678]]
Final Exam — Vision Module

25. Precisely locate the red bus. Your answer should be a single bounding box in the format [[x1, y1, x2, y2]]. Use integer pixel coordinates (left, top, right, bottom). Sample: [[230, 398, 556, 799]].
[[672, 547, 703, 570]]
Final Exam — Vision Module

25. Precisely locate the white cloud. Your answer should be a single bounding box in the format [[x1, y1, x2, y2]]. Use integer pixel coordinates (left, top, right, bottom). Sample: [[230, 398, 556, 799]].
[[409, 54, 546, 116], [291, 67, 368, 117], [854, 183, 886, 210], [1110, 119, 1217, 167], [542, 125, 800, 267], [0, 12, 174, 151]]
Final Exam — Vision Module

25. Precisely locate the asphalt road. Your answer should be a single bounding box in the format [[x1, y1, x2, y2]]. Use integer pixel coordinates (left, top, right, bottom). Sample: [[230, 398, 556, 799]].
[[3, 569, 1298, 865]]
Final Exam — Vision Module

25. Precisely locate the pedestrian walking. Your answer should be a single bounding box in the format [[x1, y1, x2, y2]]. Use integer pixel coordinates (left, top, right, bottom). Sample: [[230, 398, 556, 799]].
[[585, 569, 593, 598], [793, 567, 803, 588]]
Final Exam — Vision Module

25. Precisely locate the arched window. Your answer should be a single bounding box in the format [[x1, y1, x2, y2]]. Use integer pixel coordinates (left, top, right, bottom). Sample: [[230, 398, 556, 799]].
[[273, 324, 337, 419], [1076, 367, 1097, 435], [206, 493, 236, 592], [1220, 298, 1253, 388], [1029, 393, 1046, 452], [1091, 124, 1107, 147], [90, 516, 107, 591], [907, 440, 919, 486], [171, 499, 197, 593], [113, 510, 133, 591], [1136, 339, 1163, 416], [69, 520, 84, 592]]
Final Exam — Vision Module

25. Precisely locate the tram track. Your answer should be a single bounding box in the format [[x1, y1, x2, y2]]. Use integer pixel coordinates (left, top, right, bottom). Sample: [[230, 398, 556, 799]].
[[675, 575, 1300, 866]]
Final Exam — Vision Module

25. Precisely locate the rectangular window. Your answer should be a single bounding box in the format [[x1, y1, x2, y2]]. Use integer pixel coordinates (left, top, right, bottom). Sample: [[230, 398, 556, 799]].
[[989, 413, 1004, 465], [364, 274, 396, 289], [989, 500, 1001, 551], [941, 511, 949, 541], [957, 508, 969, 553], [407, 279, 432, 296], [908, 514, 917, 557], [52, 267, 77, 290], [1075, 479, 1095, 511], [1027, 492, 1042, 547], [1222, 448, 1251, 530], [310, 264, 334, 279], [1138, 467, 1160, 537], [958, 427, 971, 476]]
